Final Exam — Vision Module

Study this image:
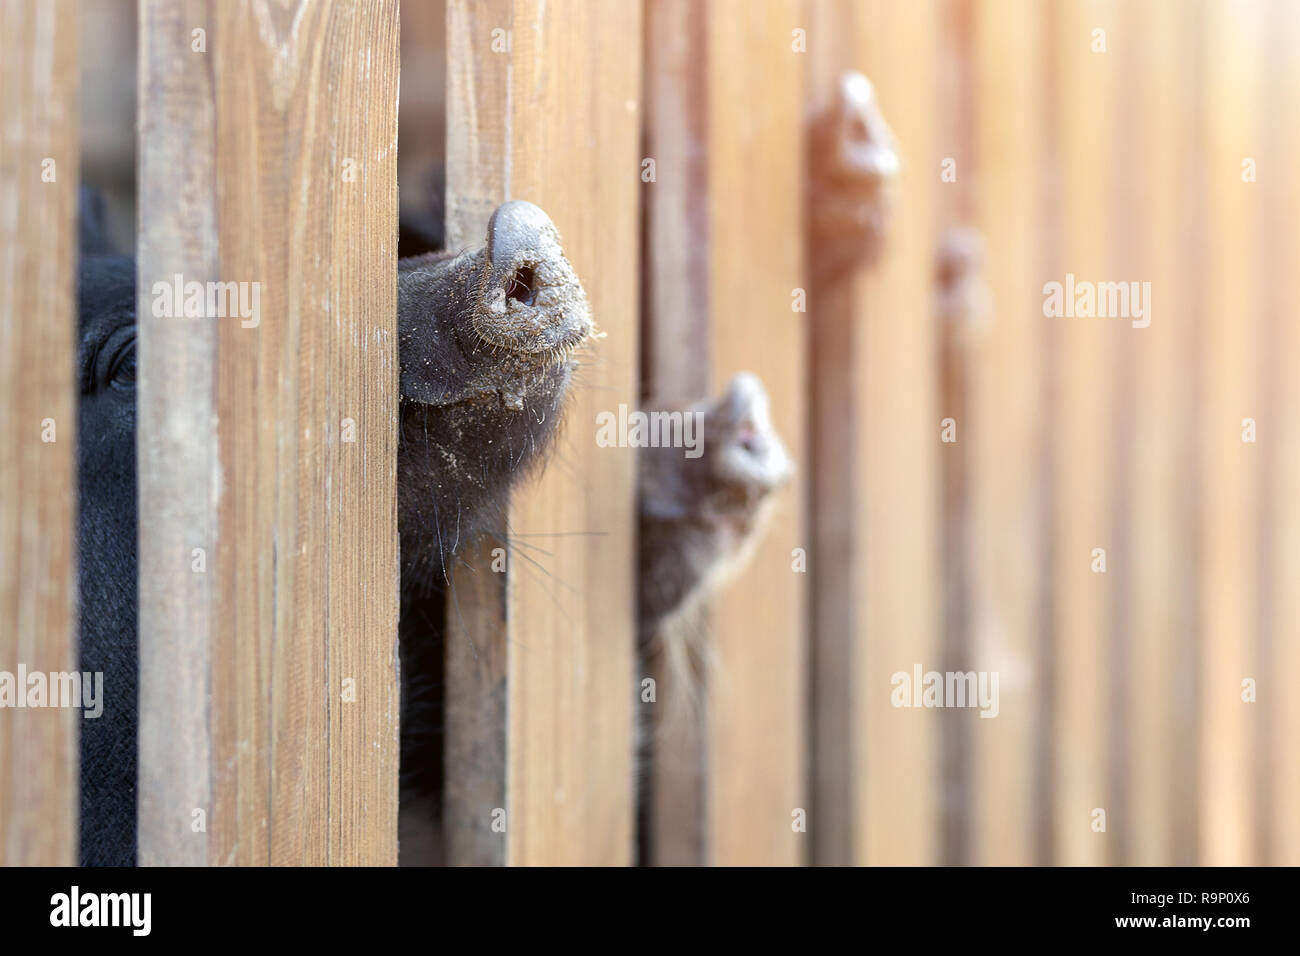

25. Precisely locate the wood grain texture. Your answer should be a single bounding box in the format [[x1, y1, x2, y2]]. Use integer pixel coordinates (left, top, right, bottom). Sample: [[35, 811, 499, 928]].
[[441, 0, 513, 867], [443, 538, 508, 865], [968, 0, 1043, 866], [137, 0, 400, 866], [444, 0, 641, 866], [505, 0, 641, 867], [0, 0, 79, 867], [853, 0, 941, 866], [705, 0, 807, 867]]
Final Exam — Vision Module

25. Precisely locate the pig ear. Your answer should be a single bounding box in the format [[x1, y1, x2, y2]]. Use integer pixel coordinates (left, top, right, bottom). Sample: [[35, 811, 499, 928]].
[[78, 185, 115, 256]]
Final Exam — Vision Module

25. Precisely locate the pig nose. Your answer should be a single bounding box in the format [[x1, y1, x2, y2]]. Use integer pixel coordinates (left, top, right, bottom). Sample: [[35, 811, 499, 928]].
[[722, 371, 766, 414], [473, 200, 593, 357], [487, 200, 553, 268], [835, 72, 899, 183], [714, 371, 773, 430]]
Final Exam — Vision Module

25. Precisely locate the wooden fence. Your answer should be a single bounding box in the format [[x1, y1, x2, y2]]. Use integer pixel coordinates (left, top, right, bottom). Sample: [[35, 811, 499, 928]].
[[1, 0, 1297, 866], [134, 0, 401, 866], [0, 0, 79, 867]]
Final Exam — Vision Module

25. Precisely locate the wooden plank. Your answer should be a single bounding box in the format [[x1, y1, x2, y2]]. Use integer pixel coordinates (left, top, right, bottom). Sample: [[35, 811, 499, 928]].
[[801, 0, 862, 868], [506, 0, 640, 867], [442, 540, 508, 865], [1118, 0, 1201, 866], [1263, 0, 1300, 867], [1197, 0, 1263, 867], [642, 0, 711, 404], [137, 0, 400, 865], [1047, 0, 1119, 867], [638, 0, 711, 867], [967, 0, 1043, 866], [702, 0, 806, 867], [444, 0, 641, 866], [441, 0, 513, 868], [0, 0, 79, 867], [1098, 0, 1139, 864], [933, 0, 975, 866], [852, 0, 940, 866]]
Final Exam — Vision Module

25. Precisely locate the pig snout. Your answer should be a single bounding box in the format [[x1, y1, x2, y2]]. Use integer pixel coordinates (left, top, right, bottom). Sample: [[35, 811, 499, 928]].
[[475, 200, 592, 357], [395, 200, 593, 581], [806, 71, 900, 286], [824, 73, 899, 194], [706, 372, 794, 494], [397, 200, 593, 409]]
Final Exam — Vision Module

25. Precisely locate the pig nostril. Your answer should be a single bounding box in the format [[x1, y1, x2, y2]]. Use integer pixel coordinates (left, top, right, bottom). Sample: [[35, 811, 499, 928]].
[[506, 265, 536, 306]]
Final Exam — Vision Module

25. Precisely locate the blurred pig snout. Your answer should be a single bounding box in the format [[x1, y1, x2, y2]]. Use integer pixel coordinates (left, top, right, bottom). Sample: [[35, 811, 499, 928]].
[[832, 72, 900, 187]]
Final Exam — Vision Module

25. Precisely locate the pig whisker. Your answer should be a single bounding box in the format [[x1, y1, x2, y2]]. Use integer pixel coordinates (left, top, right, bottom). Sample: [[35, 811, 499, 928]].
[[442, 563, 481, 663], [485, 533, 554, 559], [500, 542, 583, 609]]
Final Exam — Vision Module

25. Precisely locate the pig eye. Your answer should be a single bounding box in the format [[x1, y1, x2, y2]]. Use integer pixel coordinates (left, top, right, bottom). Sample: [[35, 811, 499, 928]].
[[106, 335, 137, 392]]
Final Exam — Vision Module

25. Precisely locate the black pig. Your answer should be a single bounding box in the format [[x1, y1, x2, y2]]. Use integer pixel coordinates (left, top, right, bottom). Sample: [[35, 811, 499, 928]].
[[635, 372, 793, 863], [77, 197, 591, 865]]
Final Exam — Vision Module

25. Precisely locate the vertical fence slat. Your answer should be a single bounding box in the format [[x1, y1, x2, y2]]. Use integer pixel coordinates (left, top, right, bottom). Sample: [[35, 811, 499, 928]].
[[934, 0, 974, 866], [506, 0, 641, 866], [1265, 0, 1300, 867], [442, 0, 513, 869], [137, 0, 217, 867], [1120, 0, 1199, 866], [853, 0, 941, 866], [137, 0, 400, 865], [1198, 0, 1263, 866], [1048, 0, 1119, 866], [703, 0, 806, 867], [968, 0, 1043, 866], [802, 0, 862, 869], [0, 0, 79, 867], [642, 0, 711, 405], [638, 0, 713, 867], [444, 0, 641, 866]]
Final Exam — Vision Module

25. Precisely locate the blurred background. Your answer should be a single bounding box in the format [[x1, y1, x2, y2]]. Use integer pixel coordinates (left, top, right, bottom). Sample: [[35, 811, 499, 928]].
[[793, 0, 1299, 866]]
